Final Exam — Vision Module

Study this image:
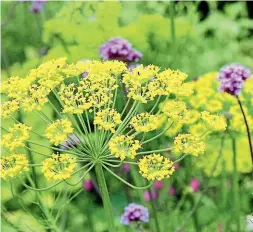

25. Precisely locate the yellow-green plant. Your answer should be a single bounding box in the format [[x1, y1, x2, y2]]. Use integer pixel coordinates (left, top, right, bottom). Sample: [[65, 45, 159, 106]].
[[1, 58, 226, 231]]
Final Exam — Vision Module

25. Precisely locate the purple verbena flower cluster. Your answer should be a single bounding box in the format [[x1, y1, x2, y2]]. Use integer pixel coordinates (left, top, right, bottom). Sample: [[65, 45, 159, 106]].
[[217, 63, 251, 96], [121, 203, 149, 225], [100, 37, 143, 63]]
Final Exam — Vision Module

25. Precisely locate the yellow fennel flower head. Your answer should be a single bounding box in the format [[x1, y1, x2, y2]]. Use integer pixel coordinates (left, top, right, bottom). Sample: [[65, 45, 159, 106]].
[[174, 133, 206, 156], [21, 84, 51, 112], [0, 154, 29, 180], [205, 100, 223, 113], [130, 113, 160, 133], [122, 65, 160, 103], [59, 83, 93, 114], [42, 154, 76, 181], [45, 119, 74, 146], [94, 108, 121, 133], [109, 135, 141, 160], [30, 57, 68, 89], [180, 110, 200, 125], [189, 123, 207, 137], [157, 69, 188, 94], [77, 60, 127, 76], [165, 121, 183, 137], [201, 111, 227, 131], [1, 100, 19, 118], [161, 100, 187, 119], [2, 76, 29, 101], [175, 82, 194, 97], [138, 154, 175, 181], [2, 124, 31, 151]]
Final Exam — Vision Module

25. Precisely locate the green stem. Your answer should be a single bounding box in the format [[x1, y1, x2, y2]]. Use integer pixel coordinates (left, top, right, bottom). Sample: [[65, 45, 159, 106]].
[[170, 0, 176, 68], [236, 97, 253, 168], [231, 138, 241, 231], [149, 188, 161, 232], [95, 163, 116, 232]]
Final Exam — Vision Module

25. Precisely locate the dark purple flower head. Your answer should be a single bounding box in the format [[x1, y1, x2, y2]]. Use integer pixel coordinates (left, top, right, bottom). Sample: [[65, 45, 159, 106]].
[[217, 63, 251, 96], [121, 203, 149, 225], [100, 37, 143, 63], [30, 0, 46, 14]]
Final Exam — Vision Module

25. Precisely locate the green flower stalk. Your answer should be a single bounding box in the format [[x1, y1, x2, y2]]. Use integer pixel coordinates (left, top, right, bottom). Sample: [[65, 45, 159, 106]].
[[1, 58, 220, 230]]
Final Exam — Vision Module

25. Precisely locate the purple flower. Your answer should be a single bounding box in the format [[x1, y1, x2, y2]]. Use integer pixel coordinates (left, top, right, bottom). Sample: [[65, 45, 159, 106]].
[[60, 134, 80, 150], [123, 164, 131, 173], [190, 178, 200, 192], [121, 203, 149, 225], [100, 37, 143, 63], [154, 181, 163, 190], [217, 63, 251, 96], [83, 179, 94, 192], [30, 0, 46, 14], [143, 190, 157, 202], [168, 186, 176, 196]]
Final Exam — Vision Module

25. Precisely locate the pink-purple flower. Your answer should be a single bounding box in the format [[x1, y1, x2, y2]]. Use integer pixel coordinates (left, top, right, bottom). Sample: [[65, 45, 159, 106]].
[[100, 37, 143, 63], [83, 179, 94, 192], [154, 181, 163, 190], [123, 164, 131, 173], [143, 190, 157, 201], [217, 63, 251, 96], [190, 178, 200, 192], [121, 203, 149, 225], [169, 186, 176, 196]]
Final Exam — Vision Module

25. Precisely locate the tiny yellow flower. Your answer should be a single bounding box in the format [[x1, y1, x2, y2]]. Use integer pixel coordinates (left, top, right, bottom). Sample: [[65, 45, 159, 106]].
[[1, 100, 19, 118], [174, 133, 206, 156], [0, 154, 29, 179], [94, 108, 121, 133], [109, 135, 141, 160], [45, 119, 74, 146], [130, 113, 160, 133], [42, 154, 76, 181], [161, 100, 187, 119], [201, 111, 227, 131], [138, 154, 175, 181], [2, 124, 31, 151]]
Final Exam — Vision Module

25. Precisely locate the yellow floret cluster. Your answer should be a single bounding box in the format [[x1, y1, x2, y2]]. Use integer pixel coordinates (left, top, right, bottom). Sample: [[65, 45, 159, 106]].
[[42, 154, 76, 181], [109, 135, 141, 160], [123, 65, 188, 103], [94, 108, 122, 133], [161, 100, 187, 120], [138, 154, 175, 181], [0, 154, 29, 179], [2, 123, 31, 151], [1, 100, 19, 118], [174, 133, 206, 156], [201, 111, 227, 131], [130, 113, 160, 133], [45, 119, 74, 146]]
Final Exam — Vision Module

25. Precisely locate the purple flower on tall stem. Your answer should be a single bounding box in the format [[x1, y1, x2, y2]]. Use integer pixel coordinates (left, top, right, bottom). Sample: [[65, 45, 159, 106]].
[[100, 37, 143, 63], [121, 203, 149, 225], [217, 63, 253, 165], [217, 63, 251, 96]]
